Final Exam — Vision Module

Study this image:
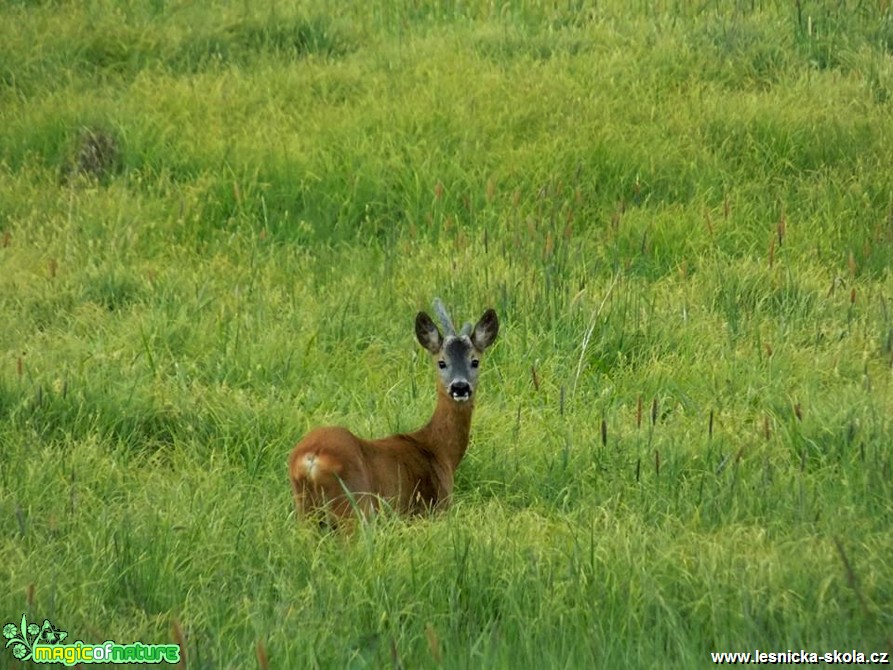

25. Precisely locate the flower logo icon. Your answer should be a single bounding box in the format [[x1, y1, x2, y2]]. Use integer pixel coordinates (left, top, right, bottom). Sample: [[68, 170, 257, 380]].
[[3, 615, 68, 662]]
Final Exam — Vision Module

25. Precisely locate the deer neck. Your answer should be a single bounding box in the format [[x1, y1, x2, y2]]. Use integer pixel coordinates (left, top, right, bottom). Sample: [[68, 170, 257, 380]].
[[415, 387, 475, 471]]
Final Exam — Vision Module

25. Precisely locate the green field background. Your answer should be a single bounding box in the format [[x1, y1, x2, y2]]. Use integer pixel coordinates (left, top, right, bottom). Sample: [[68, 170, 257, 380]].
[[1, 1, 892, 667]]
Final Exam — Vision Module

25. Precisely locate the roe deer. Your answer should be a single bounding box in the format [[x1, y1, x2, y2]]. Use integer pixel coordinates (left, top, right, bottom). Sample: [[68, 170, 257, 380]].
[[288, 299, 499, 523]]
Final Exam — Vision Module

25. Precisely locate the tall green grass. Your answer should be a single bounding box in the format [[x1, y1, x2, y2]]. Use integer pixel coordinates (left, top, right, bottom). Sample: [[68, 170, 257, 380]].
[[2, 0, 892, 667]]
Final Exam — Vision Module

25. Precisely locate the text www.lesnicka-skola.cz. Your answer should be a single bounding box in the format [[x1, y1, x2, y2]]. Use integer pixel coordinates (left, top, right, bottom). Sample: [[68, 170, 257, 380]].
[[710, 649, 890, 665]]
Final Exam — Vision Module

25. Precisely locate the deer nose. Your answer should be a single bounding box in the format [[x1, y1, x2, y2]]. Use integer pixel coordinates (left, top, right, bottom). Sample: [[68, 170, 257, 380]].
[[449, 381, 472, 401]]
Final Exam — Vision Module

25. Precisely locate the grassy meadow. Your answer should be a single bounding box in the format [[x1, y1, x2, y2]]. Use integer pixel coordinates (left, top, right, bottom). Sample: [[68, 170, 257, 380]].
[[2, 0, 893, 667]]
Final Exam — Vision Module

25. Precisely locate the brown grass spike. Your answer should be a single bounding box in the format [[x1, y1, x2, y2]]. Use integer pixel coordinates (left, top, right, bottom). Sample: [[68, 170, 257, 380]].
[[425, 624, 442, 664], [256, 639, 269, 670], [171, 618, 187, 670], [832, 536, 871, 618]]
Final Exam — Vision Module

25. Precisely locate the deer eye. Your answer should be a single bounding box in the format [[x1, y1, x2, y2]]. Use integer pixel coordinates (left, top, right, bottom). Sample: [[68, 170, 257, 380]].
[[471, 359, 480, 368], [438, 360, 447, 369]]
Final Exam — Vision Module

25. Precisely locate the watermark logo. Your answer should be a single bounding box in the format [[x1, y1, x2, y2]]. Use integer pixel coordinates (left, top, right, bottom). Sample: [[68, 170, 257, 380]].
[[3, 615, 180, 666]]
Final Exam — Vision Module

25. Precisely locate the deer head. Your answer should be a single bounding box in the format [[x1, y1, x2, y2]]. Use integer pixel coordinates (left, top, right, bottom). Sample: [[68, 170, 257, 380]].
[[415, 299, 499, 402]]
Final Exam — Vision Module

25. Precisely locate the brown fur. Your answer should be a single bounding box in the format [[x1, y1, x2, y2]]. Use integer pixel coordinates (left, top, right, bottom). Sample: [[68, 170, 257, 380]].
[[289, 385, 475, 522]]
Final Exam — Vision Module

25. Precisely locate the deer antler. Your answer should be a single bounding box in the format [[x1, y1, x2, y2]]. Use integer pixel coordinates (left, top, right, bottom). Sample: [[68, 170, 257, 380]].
[[432, 298, 457, 336]]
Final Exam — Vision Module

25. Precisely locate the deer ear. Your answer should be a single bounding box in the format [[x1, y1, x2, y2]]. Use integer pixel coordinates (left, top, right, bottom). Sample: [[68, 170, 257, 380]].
[[415, 312, 443, 354], [471, 309, 499, 351]]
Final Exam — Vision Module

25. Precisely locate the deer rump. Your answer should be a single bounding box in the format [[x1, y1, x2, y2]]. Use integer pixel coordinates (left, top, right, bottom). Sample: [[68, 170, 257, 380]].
[[289, 427, 452, 518]]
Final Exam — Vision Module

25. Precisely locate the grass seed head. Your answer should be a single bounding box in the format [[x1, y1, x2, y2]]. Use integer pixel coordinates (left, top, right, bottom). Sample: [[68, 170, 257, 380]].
[[256, 639, 269, 670], [171, 618, 186, 669], [425, 624, 441, 663]]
